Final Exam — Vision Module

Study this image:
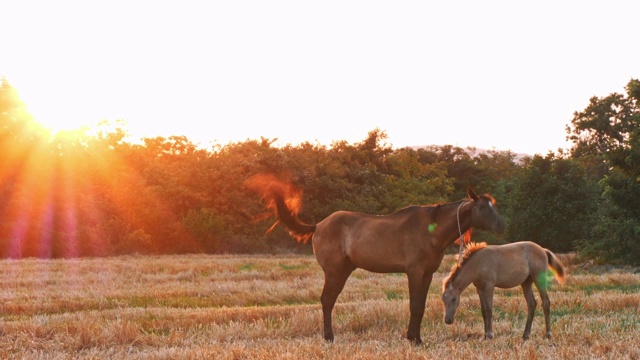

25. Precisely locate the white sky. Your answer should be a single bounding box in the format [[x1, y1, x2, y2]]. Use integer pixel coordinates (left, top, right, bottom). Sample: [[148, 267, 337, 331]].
[[2, 1, 639, 155]]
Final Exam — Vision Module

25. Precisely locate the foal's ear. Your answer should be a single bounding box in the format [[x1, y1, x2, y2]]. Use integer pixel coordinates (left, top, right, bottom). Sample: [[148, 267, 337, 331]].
[[467, 186, 479, 201]]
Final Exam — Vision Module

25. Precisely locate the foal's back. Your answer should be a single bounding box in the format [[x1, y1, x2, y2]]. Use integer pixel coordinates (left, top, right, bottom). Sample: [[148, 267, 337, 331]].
[[476, 241, 549, 289]]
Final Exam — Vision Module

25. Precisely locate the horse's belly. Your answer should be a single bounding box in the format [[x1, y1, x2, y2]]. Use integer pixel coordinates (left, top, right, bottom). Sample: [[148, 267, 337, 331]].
[[345, 240, 407, 273], [348, 252, 406, 273]]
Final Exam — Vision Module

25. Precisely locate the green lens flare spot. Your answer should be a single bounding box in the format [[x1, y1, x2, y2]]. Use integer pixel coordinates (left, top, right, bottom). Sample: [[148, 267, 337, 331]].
[[428, 223, 437, 233], [537, 270, 553, 290]]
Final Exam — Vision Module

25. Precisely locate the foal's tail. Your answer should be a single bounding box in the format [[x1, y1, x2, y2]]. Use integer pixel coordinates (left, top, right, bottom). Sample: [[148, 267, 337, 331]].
[[246, 174, 316, 243], [545, 250, 567, 285]]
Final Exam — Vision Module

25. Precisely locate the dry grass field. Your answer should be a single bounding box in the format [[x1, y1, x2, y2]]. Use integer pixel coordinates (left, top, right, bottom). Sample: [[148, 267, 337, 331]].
[[0, 253, 638, 359]]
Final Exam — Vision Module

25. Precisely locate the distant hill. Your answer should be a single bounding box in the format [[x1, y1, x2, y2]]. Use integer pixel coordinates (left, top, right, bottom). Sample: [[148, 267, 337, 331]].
[[408, 145, 532, 163]]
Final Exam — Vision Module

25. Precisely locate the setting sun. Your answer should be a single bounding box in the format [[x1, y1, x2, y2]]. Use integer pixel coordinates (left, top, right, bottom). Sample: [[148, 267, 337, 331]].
[[10, 80, 99, 135]]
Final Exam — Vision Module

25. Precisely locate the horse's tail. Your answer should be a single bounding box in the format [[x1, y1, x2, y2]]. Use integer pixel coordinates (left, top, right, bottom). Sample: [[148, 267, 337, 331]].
[[269, 184, 316, 243], [545, 249, 567, 285], [246, 174, 316, 243]]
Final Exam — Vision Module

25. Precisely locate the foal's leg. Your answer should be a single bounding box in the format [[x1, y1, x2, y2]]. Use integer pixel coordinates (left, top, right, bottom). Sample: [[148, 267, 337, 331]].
[[521, 279, 537, 340], [476, 285, 495, 339], [406, 271, 434, 345], [536, 286, 552, 339], [320, 266, 354, 342]]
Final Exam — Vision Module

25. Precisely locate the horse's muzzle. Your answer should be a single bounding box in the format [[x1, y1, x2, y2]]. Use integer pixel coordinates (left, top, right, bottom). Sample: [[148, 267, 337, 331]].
[[444, 317, 454, 325]]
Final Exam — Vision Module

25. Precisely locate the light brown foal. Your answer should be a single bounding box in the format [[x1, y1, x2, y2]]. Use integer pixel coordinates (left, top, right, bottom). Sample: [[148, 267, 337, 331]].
[[442, 241, 566, 340]]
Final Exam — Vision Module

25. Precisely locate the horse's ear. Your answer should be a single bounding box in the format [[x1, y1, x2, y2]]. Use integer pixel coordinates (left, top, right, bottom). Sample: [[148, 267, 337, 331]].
[[467, 186, 479, 201]]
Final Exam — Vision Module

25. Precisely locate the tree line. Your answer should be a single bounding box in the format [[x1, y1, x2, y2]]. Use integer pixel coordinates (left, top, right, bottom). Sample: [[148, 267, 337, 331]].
[[1, 78, 639, 265]]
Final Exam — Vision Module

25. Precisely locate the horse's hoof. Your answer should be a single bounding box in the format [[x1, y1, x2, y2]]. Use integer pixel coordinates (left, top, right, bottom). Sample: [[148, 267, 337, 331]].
[[323, 334, 334, 343], [484, 333, 494, 340], [407, 337, 423, 346]]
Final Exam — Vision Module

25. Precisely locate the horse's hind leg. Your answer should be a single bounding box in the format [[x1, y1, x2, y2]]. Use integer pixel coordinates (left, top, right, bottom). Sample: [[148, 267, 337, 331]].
[[521, 279, 537, 340], [320, 265, 354, 342]]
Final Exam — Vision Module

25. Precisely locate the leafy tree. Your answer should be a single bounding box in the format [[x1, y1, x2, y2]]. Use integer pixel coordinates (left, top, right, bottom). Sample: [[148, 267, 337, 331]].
[[182, 208, 227, 253], [569, 79, 640, 264], [505, 154, 599, 253], [567, 79, 640, 179], [382, 147, 453, 212], [409, 145, 521, 200]]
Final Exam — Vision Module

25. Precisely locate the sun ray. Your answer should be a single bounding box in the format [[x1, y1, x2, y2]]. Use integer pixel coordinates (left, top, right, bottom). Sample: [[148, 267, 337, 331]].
[[37, 195, 55, 258], [1, 78, 210, 258], [3, 137, 52, 257]]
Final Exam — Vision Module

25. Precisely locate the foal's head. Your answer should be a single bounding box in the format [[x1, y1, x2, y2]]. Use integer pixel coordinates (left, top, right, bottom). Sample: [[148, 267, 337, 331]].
[[441, 283, 461, 325], [442, 241, 487, 325], [468, 187, 505, 234]]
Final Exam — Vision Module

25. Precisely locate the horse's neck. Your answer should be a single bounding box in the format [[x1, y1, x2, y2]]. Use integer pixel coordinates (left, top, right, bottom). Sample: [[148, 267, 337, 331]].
[[434, 201, 472, 250]]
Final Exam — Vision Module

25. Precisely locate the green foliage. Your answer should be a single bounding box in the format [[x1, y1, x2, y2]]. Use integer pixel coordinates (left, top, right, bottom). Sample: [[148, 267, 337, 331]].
[[505, 154, 599, 253], [95, 217, 155, 256], [383, 147, 453, 208], [576, 170, 640, 265], [182, 208, 226, 253], [568, 78, 640, 265]]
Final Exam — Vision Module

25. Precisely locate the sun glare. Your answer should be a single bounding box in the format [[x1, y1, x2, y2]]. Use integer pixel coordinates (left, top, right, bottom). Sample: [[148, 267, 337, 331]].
[[28, 102, 92, 136], [8, 80, 95, 136]]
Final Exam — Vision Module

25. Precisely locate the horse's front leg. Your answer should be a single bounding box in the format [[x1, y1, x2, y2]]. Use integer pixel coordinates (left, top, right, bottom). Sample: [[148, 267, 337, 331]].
[[521, 280, 537, 340], [476, 285, 495, 340], [406, 271, 433, 345]]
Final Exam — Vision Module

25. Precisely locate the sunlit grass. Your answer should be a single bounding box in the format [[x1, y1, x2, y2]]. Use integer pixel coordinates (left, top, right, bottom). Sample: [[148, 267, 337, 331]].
[[0, 253, 638, 359]]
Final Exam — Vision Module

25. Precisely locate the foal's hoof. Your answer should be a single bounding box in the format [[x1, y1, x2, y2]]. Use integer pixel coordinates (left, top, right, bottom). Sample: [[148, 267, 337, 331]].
[[407, 337, 423, 346], [323, 334, 334, 343]]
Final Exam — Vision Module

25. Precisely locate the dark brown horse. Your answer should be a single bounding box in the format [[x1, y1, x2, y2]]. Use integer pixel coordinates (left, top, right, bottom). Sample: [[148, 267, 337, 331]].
[[249, 176, 505, 344], [442, 241, 566, 340]]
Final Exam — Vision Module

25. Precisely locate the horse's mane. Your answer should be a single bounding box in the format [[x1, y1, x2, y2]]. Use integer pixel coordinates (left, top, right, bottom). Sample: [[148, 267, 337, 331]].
[[442, 242, 488, 291]]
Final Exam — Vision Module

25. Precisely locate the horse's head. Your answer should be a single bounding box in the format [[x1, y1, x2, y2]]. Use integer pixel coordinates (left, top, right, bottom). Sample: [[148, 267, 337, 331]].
[[468, 187, 505, 235], [441, 283, 461, 325]]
